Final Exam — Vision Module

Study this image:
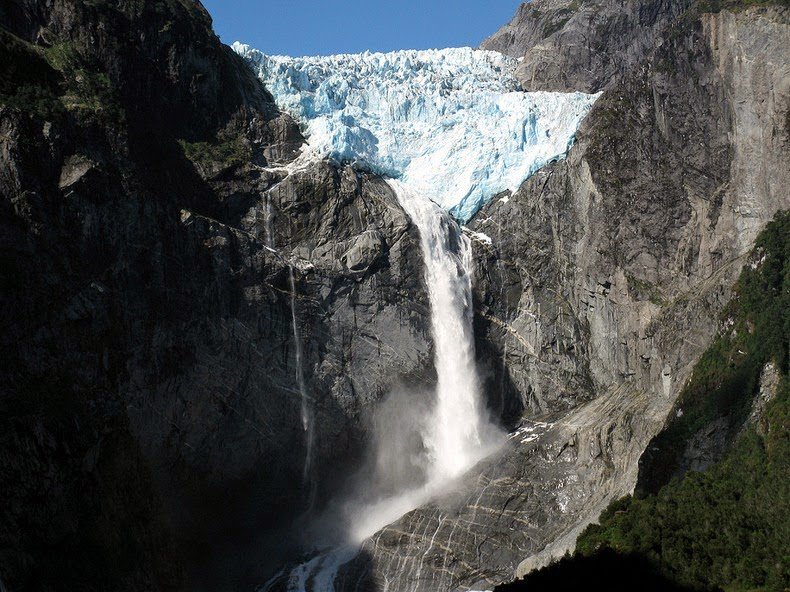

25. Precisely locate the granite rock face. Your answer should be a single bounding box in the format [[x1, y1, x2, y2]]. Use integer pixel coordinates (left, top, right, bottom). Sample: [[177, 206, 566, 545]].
[[345, 3, 790, 589], [482, 0, 693, 92], [1, 1, 788, 591], [0, 1, 433, 590], [0, 0, 301, 157]]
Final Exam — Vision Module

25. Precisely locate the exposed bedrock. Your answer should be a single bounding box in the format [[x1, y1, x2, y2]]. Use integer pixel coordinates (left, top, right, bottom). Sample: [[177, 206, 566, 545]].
[[0, 1, 436, 589], [482, 0, 693, 93], [132, 162, 435, 586], [1, 0, 788, 591], [345, 4, 789, 590]]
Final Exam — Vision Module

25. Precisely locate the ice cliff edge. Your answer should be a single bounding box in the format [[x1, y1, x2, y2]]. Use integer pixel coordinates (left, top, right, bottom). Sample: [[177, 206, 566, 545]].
[[234, 44, 600, 222]]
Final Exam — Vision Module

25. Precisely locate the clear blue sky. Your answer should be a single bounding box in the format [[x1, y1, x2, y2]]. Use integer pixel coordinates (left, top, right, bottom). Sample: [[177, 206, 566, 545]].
[[200, 0, 520, 57]]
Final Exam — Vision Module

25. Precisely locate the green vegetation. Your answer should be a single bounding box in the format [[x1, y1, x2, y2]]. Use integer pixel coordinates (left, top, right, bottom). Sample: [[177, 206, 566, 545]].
[[499, 213, 789, 592], [43, 41, 80, 71], [145, 0, 214, 35], [538, 0, 591, 36], [496, 548, 702, 591], [626, 274, 667, 306], [577, 377, 788, 590], [61, 70, 123, 121], [0, 83, 65, 119], [152, 0, 206, 17], [178, 128, 252, 171], [44, 42, 124, 123], [641, 212, 789, 492], [543, 10, 573, 37], [0, 32, 124, 124], [573, 212, 790, 591], [82, 0, 208, 22], [0, 30, 64, 118]]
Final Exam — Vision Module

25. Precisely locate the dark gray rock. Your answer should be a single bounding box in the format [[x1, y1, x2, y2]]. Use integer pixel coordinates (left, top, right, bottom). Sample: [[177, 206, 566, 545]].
[[1, 1, 788, 591], [345, 4, 790, 589], [680, 417, 730, 473], [0, 2, 432, 590], [482, 0, 693, 92]]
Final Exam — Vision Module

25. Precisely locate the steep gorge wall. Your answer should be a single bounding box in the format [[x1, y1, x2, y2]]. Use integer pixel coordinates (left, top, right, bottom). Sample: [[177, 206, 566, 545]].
[[482, 0, 693, 92], [476, 1, 789, 570], [0, 1, 787, 591], [477, 3, 789, 437], [0, 1, 435, 590], [345, 3, 789, 589]]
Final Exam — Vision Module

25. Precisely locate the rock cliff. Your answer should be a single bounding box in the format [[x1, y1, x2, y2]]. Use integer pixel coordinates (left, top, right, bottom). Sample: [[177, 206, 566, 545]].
[[482, 0, 693, 93], [344, 1, 789, 589], [0, 1, 433, 590], [1, 0, 787, 591]]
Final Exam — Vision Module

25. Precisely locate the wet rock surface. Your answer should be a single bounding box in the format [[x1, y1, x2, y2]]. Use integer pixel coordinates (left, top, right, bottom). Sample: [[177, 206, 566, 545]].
[[339, 387, 658, 590]]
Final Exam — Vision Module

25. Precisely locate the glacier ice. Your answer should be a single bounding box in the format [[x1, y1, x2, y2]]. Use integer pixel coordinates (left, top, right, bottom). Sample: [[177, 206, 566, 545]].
[[233, 44, 600, 222], [236, 44, 601, 591]]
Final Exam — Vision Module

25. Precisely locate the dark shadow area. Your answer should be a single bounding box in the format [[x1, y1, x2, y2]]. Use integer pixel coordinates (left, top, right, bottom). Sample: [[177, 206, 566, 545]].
[[494, 549, 720, 592], [475, 322, 527, 428], [335, 549, 381, 592], [254, 548, 380, 592]]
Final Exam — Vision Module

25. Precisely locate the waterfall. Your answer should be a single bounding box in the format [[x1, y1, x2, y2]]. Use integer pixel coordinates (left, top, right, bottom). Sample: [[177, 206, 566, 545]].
[[390, 180, 494, 482], [266, 187, 316, 511], [289, 266, 316, 511], [344, 181, 501, 545], [264, 193, 276, 249], [268, 183, 500, 592], [240, 43, 601, 592]]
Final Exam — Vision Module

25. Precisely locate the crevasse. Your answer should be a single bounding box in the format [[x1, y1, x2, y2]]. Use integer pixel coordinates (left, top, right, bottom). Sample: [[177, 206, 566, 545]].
[[233, 44, 600, 222]]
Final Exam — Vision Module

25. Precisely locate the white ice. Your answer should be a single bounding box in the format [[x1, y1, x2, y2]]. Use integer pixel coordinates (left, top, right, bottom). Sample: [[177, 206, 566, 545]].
[[238, 43, 600, 592], [234, 44, 600, 222]]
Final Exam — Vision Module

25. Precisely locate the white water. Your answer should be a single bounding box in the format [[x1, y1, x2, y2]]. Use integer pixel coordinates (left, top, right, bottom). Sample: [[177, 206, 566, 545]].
[[240, 45, 601, 591], [390, 180, 497, 481], [335, 180, 503, 575], [265, 181, 500, 591], [289, 266, 315, 510], [265, 185, 317, 509]]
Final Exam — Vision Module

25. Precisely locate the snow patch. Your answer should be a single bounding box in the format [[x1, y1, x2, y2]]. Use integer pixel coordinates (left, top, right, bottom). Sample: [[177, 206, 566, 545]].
[[464, 227, 494, 246]]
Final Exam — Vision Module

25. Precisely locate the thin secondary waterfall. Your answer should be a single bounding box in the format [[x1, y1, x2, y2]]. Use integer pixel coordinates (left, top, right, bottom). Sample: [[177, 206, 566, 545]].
[[266, 192, 316, 509], [239, 44, 601, 592], [289, 266, 316, 509], [264, 194, 276, 250]]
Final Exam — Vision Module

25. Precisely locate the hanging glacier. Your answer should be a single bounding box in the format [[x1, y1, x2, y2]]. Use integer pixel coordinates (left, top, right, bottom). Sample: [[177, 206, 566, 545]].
[[233, 45, 600, 222]]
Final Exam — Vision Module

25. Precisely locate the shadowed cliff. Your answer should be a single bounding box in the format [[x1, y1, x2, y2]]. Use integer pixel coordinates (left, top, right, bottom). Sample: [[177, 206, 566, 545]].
[[0, 1, 436, 590], [1, 0, 788, 590]]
